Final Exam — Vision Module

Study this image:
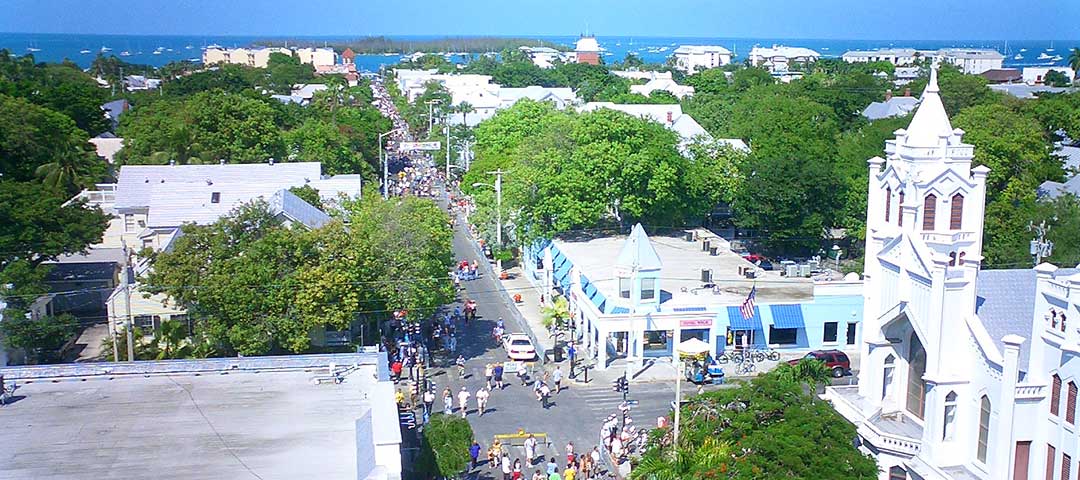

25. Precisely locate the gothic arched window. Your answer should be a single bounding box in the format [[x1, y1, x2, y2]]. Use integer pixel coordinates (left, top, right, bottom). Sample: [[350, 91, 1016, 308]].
[[898, 191, 906, 226], [923, 194, 937, 230], [950, 193, 964, 230], [977, 395, 991, 463], [885, 187, 892, 223], [906, 332, 927, 419]]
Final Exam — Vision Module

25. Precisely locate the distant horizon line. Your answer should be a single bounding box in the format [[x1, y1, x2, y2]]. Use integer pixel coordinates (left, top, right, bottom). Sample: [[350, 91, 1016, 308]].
[[2, 31, 1078, 43]]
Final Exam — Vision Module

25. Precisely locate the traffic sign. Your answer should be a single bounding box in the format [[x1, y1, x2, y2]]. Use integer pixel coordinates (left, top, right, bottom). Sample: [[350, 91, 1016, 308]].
[[398, 141, 442, 151]]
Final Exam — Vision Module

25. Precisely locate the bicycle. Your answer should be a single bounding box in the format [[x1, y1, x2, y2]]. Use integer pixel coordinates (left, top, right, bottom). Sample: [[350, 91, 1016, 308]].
[[736, 361, 757, 375]]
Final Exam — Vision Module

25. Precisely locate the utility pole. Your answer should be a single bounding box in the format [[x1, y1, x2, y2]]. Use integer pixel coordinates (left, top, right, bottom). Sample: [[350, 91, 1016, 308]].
[[121, 240, 135, 362], [673, 313, 683, 451], [445, 116, 451, 181], [425, 99, 440, 137], [492, 169, 503, 273], [1029, 220, 1054, 266]]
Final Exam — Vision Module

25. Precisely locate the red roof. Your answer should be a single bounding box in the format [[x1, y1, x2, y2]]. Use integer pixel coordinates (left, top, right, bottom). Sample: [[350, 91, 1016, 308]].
[[341, 48, 356, 59]]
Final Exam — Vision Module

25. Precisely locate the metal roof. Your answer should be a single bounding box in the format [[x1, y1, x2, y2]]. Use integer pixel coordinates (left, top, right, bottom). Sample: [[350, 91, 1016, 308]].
[[115, 163, 323, 210], [615, 223, 663, 271], [975, 267, 1079, 370]]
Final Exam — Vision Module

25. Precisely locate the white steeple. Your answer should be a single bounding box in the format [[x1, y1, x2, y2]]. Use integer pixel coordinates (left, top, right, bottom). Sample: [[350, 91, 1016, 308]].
[[902, 66, 954, 148]]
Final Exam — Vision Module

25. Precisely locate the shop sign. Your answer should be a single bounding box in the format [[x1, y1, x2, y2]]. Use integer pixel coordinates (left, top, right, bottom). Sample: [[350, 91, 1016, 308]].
[[680, 318, 713, 328]]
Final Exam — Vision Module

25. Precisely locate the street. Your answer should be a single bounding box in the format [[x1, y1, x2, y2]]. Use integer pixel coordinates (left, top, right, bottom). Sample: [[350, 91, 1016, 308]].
[[414, 194, 676, 477]]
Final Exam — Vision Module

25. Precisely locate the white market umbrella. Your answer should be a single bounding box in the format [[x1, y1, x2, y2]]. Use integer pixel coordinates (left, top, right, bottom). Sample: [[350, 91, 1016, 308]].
[[677, 337, 711, 356]]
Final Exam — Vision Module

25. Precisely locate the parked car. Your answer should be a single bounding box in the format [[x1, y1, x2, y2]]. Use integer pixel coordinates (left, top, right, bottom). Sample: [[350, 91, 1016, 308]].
[[503, 333, 537, 361], [742, 253, 765, 263], [787, 349, 851, 378], [758, 260, 774, 271]]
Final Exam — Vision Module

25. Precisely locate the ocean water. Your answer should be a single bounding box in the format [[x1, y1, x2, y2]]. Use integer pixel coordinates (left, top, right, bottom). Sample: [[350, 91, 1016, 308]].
[[2, 32, 1076, 73]]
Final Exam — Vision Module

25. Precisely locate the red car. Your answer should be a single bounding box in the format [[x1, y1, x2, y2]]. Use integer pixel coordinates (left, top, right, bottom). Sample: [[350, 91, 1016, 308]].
[[788, 350, 851, 378]]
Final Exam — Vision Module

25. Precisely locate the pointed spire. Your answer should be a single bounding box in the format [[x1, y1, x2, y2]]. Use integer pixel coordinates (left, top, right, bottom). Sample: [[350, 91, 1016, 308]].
[[615, 224, 662, 271], [902, 65, 953, 148], [926, 65, 940, 94]]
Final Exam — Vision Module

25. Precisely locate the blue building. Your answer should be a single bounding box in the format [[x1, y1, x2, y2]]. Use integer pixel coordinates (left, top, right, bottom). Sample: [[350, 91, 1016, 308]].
[[525, 224, 863, 370]]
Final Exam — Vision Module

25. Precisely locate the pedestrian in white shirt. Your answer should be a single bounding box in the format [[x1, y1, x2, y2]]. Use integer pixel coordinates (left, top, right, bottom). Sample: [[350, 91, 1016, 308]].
[[457, 387, 471, 418], [476, 387, 490, 416]]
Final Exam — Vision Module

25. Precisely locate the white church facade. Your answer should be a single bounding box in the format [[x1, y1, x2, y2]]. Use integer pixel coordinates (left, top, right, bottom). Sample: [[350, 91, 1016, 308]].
[[826, 68, 1080, 480]]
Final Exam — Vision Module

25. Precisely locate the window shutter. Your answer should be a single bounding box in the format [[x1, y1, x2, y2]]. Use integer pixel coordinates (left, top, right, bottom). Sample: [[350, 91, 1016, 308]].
[[1052, 375, 1062, 416], [1067, 382, 1077, 424], [898, 191, 905, 226], [885, 187, 892, 222], [950, 193, 964, 230], [1048, 445, 1057, 480], [1064, 453, 1072, 480], [923, 194, 937, 230]]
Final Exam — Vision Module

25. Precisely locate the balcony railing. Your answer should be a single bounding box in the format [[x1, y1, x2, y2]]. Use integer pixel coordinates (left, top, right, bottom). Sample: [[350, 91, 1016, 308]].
[[920, 231, 974, 244], [64, 183, 117, 207], [1016, 384, 1047, 400]]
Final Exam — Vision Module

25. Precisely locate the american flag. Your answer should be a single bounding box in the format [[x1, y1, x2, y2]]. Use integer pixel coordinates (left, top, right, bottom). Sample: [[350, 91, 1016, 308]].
[[740, 286, 757, 320]]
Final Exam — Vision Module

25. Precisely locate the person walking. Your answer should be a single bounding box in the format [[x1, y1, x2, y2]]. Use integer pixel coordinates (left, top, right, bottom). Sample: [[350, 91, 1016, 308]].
[[501, 452, 512, 480], [476, 386, 490, 416], [540, 382, 552, 409], [493, 363, 505, 389], [546, 457, 558, 476], [565, 441, 574, 465], [422, 388, 435, 417], [485, 364, 494, 390], [552, 367, 563, 394], [518, 364, 529, 386], [532, 470, 545, 480], [456, 355, 467, 378], [448, 333, 457, 353], [469, 440, 482, 470], [442, 387, 453, 415], [513, 458, 523, 480], [457, 387, 471, 418], [563, 464, 576, 480], [523, 434, 537, 466]]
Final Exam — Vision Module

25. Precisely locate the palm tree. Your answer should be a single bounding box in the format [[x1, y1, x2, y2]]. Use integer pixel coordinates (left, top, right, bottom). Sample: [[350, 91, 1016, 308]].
[[1069, 48, 1080, 77], [457, 101, 474, 127], [35, 149, 93, 195], [775, 358, 832, 396], [541, 295, 570, 331], [631, 437, 733, 479]]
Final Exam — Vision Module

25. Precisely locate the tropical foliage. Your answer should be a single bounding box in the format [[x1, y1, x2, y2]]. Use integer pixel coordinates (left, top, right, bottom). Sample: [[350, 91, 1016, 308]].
[[143, 193, 455, 356], [633, 370, 877, 479], [416, 414, 475, 478]]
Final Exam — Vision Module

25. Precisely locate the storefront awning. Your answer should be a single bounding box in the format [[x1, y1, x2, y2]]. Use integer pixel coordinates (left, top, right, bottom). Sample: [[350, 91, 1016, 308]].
[[581, 274, 607, 313], [553, 257, 572, 288], [726, 306, 762, 331], [769, 305, 805, 329]]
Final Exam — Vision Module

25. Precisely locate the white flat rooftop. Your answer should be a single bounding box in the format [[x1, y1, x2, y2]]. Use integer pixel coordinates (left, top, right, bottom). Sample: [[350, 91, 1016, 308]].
[[554, 229, 812, 309], [0, 354, 396, 480]]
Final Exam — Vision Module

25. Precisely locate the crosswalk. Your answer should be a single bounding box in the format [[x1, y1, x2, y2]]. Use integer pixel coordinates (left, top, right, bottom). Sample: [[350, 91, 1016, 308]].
[[568, 382, 675, 430]]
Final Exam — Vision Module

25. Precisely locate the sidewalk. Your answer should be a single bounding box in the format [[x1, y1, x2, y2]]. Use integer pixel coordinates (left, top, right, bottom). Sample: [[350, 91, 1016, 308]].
[[496, 264, 556, 358]]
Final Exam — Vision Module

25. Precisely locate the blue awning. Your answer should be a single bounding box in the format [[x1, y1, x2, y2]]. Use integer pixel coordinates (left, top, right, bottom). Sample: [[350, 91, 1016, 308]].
[[610, 306, 629, 314], [769, 305, 805, 329], [727, 306, 762, 331], [553, 260, 572, 288]]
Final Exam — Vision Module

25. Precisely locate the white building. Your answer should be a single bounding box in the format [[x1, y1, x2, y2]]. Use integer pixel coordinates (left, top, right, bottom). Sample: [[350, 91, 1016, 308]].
[[525, 226, 862, 371], [748, 45, 820, 72], [519, 46, 569, 68], [0, 353, 402, 479], [862, 91, 920, 120], [202, 46, 335, 68], [66, 162, 361, 339], [629, 77, 695, 99], [842, 48, 924, 66], [295, 47, 336, 67], [579, 103, 746, 153], [672, 45, 732, 74], [826, 67, 1080, 480], [937, 48, 1004, 75], [1023, 67, 1076, 86]]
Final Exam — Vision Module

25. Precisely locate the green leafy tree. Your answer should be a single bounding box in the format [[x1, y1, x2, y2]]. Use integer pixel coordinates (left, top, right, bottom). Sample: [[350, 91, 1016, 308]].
[[288, 184, 324, 210], [266, 52, 315, 93], [1044, 69, 1071, 87], [728, 92, 844, 253], [1069, 48, 1080, 73], [635, 370, 877, 479], [287, 118, 365, 175], [0, 94, 103, 188], [0, 313, 79, 364], [416, 414, 474, 478], [684, 68, 732, 95], [541, 295, 570, 330]]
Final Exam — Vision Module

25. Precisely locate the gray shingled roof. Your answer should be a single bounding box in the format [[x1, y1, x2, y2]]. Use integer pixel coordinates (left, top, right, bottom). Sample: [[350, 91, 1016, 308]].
[[975, 268, 1079, 370], [268, 189, 331, 230], [1037, 175, 1080, 199]]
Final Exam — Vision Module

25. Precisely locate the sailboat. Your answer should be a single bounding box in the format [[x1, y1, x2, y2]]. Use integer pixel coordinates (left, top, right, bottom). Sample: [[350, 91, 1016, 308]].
[[80, 48, 91, 54], [120, 50, 132, 57], [1014, 54, 1023, 60], [101, 46, 112, 53], [1047, 40, 1055, 52]]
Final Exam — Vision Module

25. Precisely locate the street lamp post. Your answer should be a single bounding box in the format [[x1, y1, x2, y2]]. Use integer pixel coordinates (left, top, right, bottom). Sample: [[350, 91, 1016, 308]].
[[472, 169, 505, 273], [379, 127, 406, 200], [444, 116, 452, 181]]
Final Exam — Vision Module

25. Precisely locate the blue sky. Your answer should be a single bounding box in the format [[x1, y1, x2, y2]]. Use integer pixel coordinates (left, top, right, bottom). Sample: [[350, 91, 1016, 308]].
[[4, 0, 1079, 40]]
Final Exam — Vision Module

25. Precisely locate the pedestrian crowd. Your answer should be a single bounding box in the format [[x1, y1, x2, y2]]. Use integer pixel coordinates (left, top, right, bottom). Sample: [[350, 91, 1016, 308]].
[[468, 436, 605, 480]]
